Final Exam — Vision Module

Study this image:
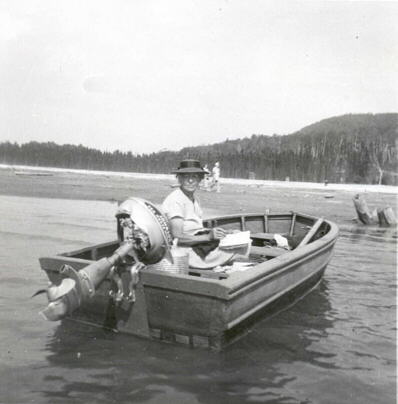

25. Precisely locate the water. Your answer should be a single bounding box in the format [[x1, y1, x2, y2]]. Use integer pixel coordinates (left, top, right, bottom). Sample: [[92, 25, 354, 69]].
[[0, 195, 396, 404]]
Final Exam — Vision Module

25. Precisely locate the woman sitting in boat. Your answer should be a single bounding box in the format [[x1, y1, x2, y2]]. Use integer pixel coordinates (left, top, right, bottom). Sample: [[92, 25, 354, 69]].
[[162, 159, 246, 269]]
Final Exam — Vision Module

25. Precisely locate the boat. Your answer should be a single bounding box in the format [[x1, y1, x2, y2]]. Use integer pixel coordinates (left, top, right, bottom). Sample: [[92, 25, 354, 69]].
[[15, 171, 53, 176], [38, 199, 338, 350]]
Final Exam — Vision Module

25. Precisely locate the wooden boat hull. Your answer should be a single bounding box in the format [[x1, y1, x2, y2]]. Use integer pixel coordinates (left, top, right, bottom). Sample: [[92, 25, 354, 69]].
[[39, 212, 338, 349]]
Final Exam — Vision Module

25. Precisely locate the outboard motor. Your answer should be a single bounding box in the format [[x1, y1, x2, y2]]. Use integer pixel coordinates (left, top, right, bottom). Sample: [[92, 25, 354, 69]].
[[39, 197, 173, 321], [116, 197, 173, 264]]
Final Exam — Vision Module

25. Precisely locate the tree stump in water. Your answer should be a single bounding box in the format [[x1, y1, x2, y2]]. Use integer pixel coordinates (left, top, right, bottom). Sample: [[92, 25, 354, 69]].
[[353, 194, 396, 227], [353, 194, 376, 225], [377, 207, 397, 227]]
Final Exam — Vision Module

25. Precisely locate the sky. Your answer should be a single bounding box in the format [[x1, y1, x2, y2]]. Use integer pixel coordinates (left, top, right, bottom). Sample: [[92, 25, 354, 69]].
[[0, 0, 397, 154]]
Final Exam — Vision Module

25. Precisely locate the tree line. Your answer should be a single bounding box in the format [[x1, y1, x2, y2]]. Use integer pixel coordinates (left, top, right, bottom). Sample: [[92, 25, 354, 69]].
[[0, 113, 397, 185]]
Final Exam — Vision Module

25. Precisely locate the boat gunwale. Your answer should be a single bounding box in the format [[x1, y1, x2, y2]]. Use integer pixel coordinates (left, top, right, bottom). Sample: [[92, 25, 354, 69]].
[[203, 211, 323, 225], [225, 263, 328, 329], [138, 232, 337, 302], [181, 211, 339, 297], [57, 211, 335, 259], [39, 211, 338, 301], [225, 233, 337, 298]]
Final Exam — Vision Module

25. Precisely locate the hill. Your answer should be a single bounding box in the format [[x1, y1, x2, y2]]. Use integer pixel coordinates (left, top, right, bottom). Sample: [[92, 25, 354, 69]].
[[177, 113, 398, 184], [0, 113, 397, 185]]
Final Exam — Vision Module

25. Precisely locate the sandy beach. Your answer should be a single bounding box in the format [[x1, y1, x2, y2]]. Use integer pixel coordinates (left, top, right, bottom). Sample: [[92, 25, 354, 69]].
[[1, 163, 397, 194], [0, 164, 396, 227]]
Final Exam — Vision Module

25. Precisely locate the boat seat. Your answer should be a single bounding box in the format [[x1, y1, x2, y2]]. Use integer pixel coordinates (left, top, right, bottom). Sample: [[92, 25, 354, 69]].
[[187, 268, 229, 279], [250, 232, 280, 241], [250, 245, 288, 258]]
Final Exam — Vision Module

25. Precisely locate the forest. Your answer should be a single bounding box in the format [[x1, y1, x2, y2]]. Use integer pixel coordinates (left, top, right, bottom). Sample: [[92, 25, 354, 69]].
[[1, 113, 397, 185]]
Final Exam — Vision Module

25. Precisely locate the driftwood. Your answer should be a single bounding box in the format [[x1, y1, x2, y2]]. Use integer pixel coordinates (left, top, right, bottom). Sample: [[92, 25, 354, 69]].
[[377, 207, 397, 227], [353, 194, 396, 226], [353, 194, 376, 225]]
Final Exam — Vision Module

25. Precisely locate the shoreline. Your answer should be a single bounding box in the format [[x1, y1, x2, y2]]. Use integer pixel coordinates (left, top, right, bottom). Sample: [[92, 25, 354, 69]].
[[0, 163, 396, 228], [1, 164, 396, 195]]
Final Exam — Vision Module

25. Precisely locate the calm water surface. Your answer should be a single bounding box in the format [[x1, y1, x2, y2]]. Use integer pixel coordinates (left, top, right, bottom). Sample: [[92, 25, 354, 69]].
[[0, 195, 396, 404]]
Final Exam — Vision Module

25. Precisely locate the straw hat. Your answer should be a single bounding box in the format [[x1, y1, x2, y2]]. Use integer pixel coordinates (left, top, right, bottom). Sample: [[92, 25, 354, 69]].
[[171, 159, 209, 174]]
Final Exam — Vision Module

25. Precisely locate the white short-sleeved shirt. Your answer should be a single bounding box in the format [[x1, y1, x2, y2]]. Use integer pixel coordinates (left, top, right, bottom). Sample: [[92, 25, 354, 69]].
[[161, 188, 204, 235], [161, 187, 244, 269]]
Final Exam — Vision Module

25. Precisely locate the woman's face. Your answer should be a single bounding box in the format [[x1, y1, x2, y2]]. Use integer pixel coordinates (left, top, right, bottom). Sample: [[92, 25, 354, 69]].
[[178, 173, 202, 194]]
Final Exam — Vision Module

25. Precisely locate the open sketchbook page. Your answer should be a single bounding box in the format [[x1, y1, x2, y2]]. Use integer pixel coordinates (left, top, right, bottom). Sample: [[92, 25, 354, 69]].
[[219, 231, 251, 249]]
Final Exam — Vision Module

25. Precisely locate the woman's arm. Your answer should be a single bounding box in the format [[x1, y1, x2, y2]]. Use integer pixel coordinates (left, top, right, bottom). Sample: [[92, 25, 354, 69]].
[[169, 217, 226, 246]]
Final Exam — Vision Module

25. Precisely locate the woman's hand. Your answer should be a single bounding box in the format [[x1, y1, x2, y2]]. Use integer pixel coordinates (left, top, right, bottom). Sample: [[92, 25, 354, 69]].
[[210, 227, 227, 240], [169, 217, 227, 245], [133, 261, 146, 271]]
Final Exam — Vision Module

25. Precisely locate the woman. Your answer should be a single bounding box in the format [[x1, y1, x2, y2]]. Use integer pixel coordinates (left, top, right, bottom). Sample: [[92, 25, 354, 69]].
[[162, 159, 243, 269], [202, 164, 211, 191], [212, 161, 221, 193]]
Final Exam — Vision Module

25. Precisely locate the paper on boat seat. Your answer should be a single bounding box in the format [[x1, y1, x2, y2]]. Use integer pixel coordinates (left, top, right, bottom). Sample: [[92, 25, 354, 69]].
[[213, 262, 254, 274], [274, 234, 290, 250], [219, 231, 251, 249], [228, 262, 255, 272]]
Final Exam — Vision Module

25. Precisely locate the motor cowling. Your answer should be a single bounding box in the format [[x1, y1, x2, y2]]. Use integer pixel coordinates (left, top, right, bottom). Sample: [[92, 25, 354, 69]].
[[38, 198, 173, 322], [116, 197, 173, 265]]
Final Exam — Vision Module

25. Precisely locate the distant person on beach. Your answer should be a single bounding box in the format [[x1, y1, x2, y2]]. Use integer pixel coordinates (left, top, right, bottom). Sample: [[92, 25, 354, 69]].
[[202, 164, 211, 191], [212, 161, 221, 193], [162, 159, 243, 268]]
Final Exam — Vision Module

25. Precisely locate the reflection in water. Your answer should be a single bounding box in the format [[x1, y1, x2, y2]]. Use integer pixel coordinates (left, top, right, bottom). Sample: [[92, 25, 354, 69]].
[[41, 284, 333, 404], [343, 223, 397, 244]]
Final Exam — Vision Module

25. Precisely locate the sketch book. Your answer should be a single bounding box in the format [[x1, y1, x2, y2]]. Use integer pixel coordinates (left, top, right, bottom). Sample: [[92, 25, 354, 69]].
[[219, 231, 251, 249]]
